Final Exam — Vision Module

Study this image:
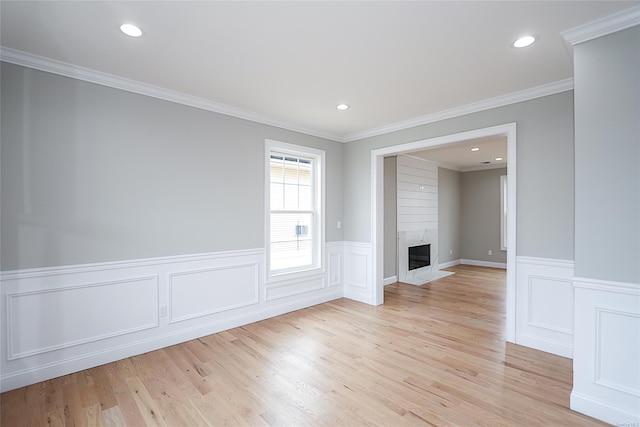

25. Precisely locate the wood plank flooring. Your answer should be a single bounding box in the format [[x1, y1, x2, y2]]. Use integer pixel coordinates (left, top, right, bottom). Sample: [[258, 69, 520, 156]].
[[1, 265, 606, 426]]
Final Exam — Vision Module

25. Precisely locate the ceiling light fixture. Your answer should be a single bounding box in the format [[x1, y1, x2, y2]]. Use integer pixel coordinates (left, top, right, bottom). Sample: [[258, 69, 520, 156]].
[[336, 104, 350, 111], [495, 157, 503, 161], [470, 147, 480, 152], [513, 35, 537, 48], [120, 23, 142, 37]]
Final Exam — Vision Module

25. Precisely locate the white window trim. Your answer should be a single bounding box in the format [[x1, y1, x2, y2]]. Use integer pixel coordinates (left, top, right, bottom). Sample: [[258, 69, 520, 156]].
[[500, 174, 507, 251], [265, 139, 325, 283]]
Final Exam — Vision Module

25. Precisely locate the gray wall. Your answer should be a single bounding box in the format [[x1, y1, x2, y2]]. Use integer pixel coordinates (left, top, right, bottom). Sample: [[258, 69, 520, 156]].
[[0, 63, 344, 270], [344, 91, 575, 260], [574, 26, 640, 284], [383, 156, 397, 279], [461, 168, 507, 263], [438, 167, 461, 264]]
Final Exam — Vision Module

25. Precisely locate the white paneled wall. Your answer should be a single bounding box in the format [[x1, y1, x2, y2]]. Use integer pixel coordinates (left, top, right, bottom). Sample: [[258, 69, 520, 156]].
[[1, 245, 346, 392], [343, 242, 373, 304], [396, 155, 438, 233], [516, 256, 574, 358], [571, 277, 640, 425]]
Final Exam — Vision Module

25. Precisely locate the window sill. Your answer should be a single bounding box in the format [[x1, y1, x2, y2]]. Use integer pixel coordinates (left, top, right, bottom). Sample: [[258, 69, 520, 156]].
[[266, 266, 324, 285]]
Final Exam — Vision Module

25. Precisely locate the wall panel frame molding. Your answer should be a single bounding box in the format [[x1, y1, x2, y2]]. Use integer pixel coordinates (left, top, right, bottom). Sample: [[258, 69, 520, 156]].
[[571, 276, 640, 425], [0, 246, 344, 392], [515, 256, 574, 358]]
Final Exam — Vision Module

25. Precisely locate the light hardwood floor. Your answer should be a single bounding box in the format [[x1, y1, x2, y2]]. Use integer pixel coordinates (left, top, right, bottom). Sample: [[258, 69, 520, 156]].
[[1, 265, 606, 426]]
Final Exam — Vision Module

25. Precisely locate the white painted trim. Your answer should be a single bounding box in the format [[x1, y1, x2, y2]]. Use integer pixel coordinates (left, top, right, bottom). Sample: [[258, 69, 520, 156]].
[[0, 289, 342, 393], [516, 256, 574, 269], [561, 5, 640, 46], [0, 47, 338, 142], [515, 256, 575, 358], [383, 276, 398, 286], [0, 248, 265, 280], [573, 276, 640, 295], [461, 259, 507, 269], [0, 247, 345, 392], [439, 259, 461, 269], [167, 263, 260, 323], [372, 123, 517, 341], [2, 47, 573, 144], [516, 333, 573, 359], [571, 273, 640, 425], [344, 80, 571, 142], [571, 391, 640, 426], [264, 139, 326, 283]]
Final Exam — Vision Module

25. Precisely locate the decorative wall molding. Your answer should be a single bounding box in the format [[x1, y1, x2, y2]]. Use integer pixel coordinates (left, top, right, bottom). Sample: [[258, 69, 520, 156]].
[[572, 275, 640, 425], [2, 47, 575, 144], [0, 246, 345, 392], [7, 276, 159, 360], [168, 263, 260, 323], [460, 259, 507, 269], [343, 242, 373, 304], [515, 256, 574, 358], [0, 47, 338, 142], [326, 242, 344, 288], [343, 79, 573, 142], [573, 276, 640, 295], [265, 274, 325, 302], [561, 5, 640, 46]]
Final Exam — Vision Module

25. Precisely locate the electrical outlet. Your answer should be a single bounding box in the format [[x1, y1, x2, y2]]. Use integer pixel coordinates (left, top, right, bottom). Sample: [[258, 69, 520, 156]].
[[449, 249, 453, 255], [488, 250, 493, 256], [160, 305, 167, 317], [337, 220, 341, 229]]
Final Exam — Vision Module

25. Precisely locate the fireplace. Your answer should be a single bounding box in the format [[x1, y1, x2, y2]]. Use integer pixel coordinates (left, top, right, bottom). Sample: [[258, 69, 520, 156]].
[[398, 229, 453, 286], [408, 244, 431, 270]]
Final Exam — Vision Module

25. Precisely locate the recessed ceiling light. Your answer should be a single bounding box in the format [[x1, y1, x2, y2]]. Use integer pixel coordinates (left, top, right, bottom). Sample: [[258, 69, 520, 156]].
[[120, 23, 142, 37], [336, 104, 350, 111], [513, 35, 537, 48], [495, 157, 503, 161], [470, 147, 480, 152]]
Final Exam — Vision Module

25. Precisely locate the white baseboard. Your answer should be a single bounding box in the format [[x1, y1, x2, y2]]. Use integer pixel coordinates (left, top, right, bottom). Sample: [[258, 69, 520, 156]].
[[439, 259, 461, 269], [515, 333, 573, 359], [571, 391, 640, 426], [461, 259, 507, 269], [383, 276, 398, 286]]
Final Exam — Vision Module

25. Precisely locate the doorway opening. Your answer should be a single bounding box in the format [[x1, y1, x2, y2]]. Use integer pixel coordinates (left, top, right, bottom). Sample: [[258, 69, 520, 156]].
[[371, 123, 517, 342]]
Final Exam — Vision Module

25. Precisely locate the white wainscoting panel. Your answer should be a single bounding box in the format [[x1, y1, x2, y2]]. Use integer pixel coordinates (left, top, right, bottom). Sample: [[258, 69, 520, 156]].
[[265, 275, 325, 301], [326, 242, 343, 288], [343, 242, 373, 304], [169, 264, 259, 323], [571, 277, 640, 425], [0, 246, 344, 392], [515, 256, 574, 358], [7, 276, 158, 360]]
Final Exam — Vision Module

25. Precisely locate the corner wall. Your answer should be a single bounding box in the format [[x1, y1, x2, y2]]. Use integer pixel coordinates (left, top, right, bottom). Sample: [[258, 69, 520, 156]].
[[570, 24, 640, 425]]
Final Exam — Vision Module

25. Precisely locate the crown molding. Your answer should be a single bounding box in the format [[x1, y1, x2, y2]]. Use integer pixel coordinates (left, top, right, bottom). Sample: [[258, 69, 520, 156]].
[[561, 5, 640, 46], [2, 47, 574, 145], [341, 78, 574, 142], [0, 47, 342, 142]]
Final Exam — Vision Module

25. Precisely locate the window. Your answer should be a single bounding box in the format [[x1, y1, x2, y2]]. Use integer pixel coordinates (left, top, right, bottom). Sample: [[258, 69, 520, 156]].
[[266, 140, 324, 277]]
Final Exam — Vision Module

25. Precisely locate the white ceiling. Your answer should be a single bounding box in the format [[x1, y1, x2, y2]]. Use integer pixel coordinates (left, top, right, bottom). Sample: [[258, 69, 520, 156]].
[[411, 136, 507, 172], [1, 1, 637, 142]]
